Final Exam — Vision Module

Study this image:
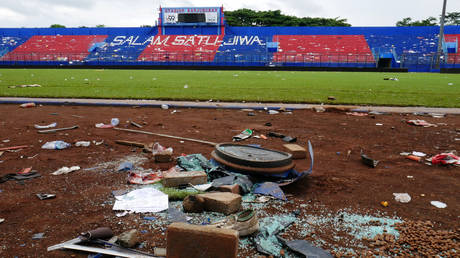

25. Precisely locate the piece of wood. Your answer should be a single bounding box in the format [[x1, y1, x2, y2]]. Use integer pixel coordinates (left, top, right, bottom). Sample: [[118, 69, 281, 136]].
[[114, 128, 217, 146], [0, 145, 31, 151], [115, 140, 146, 148], [38, 125, 79, 134]]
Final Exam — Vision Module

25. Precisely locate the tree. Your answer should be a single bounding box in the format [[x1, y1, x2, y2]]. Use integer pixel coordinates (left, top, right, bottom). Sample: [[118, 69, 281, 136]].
[[444, 12, 460, 25], [50, 24, 66, 28], [224, 9, 351, 27], [396, 16, 438, 26]]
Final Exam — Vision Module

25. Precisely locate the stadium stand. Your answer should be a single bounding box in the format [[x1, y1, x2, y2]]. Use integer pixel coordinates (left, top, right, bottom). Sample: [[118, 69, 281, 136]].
[[1, 25, 460, 71]]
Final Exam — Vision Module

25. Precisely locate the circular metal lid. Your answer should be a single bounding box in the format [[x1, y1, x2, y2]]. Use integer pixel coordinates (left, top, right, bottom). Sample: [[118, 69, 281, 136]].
[[211, 143, 294, 173]]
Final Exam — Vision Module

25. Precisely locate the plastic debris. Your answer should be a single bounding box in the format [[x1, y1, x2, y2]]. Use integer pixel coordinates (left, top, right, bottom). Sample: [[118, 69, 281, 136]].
[[232, 129, 253, 141], [75, 141, 91, 147], [381, 201, 389, 207], [346, 112, 368, 117], [361, 153, 379, 168], [430, 201, 447, 208], [393, 193, 411, 203], [127, 169, 162, 184], [190, 183, 213, 191], [430, 153, 460, 166], [117, 162, 133, 172], [406, 155, 422, 162], [34, 122, 57, 129], [411, 151, 426, 157], [254, 215, 296, 256], [167, 207, 188, 223], [111, 118, 119, 127], [268, 110, 279, 115], [20, 102, 36, 108], [52, 166, 81, 175], [0, 171, 41, 183], [36, 193, 56, 200], [407, 119, 437, 127], [253, 182, 287, 201], [152, 142, 173, 155], [41, 141, 71, 150], [113, 188, 168, 213], [0, 218, 4, 224], [32, 233, 45, 240], [161, 104, 169, 110], [278, 237, 333, 258]]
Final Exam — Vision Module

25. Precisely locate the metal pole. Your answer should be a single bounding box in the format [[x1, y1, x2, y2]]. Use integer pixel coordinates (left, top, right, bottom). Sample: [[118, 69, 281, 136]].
[[436, 0, 448, 69]]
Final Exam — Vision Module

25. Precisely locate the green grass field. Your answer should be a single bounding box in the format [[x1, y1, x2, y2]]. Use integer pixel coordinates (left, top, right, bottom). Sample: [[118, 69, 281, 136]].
[[0, 69, 459, 107]]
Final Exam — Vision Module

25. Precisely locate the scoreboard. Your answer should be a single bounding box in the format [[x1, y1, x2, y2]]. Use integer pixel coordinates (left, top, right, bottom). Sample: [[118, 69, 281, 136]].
[[160, 7, 222, 26]]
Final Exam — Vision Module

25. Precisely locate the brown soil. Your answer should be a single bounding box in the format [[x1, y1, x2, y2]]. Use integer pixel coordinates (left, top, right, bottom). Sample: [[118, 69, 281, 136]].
[[0, 104, 458, 257]]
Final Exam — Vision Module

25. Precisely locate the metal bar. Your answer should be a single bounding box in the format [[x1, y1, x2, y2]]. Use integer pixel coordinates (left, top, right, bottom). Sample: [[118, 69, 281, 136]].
[[114, 127, 217, 146]]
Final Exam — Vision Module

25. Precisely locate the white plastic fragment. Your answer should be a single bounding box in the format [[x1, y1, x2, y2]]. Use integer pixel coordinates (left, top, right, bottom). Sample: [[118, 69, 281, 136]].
[[34, 122, 57, 129], [161, 104, 169, 110], [0, 218, 4, 224], [52, 166, 81, 175], [412, 151, 426, 157], [430, 201, 447, 208], [113, 188, 168, 213], [268, 110, 279, 115], [41, 141, 71, 150], [190, 183, 212, 191], [75, 141, 90, 147], [393, 193, 411, 203]]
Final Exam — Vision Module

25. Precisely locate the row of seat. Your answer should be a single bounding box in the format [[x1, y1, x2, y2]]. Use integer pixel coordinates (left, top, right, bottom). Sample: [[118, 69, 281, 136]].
[[0, 33, 458, 64]]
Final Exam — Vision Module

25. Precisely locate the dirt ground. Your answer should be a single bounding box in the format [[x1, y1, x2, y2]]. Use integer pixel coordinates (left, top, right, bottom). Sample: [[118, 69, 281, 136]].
[[0, 104, 458, 257]]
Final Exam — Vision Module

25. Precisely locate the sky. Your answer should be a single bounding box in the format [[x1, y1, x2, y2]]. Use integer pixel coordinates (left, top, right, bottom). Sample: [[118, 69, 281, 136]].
[[0, 0, 458, 28]]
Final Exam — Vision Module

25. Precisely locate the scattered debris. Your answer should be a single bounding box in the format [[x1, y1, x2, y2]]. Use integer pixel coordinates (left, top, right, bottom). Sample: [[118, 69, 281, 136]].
[[278, 237, 333, 258], [20, 102, 36, 108], [313, 106, 325, 113], [34, 122, 57, 129], [52, 166, 80, 175], [130, 121, 143, 128], [38, 125, 78, 134], [253, 182, 287, 201], [411, 151, 426, 157], [406, 155, 422, 162], [406, 119, 437, 127], [282, 135, 297, 143], [361, 153, 379, 168], [268, 110, 279, 115], [383, 77, 399, 81], [36, 193, 56, 200], [113, 188, 168, 213], [380, 201, 389, 207], [430, 153, 459, 166], [210, 209, 259, 236], [75, 141, 90, 147], [9, 84, 41, 88], [117, 229, 139, 248], [0, 145, 31, 151], [127, 169, 162, 185], [41, 141, 71, 150], [393, 193, 411, 203], [0, 218, 4, 224], [117, 162, 133, 172], [161, 104, 169, 110], [232, 129, 253, 142], [162, 171, 207, 187], [254, 214, 296, 256], [430, 201, 447, 208], [0, 171, 41, 183], [346, 112, 368, 117], [152, 142, 173, 163], [32, 233, 45, 240]]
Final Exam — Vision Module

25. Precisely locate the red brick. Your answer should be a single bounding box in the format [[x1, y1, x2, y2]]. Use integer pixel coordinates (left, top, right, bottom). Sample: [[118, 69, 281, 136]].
[[166, 222, 238, 258], [217, 184, 241, 195], [199, 192, 242, 215], [162, 171, 207, 187]]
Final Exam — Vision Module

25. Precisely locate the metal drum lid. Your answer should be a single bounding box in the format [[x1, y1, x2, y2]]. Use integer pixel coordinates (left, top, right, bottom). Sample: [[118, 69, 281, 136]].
[[211, 143, 294, 174]]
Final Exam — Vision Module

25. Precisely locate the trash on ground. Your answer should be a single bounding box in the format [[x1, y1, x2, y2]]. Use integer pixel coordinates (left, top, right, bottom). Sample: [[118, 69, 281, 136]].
[[430, 201, 447, 208], [36, 193, 56, 200], [406, 155, 422, 162], [254, 214, 296, 256], [18, 167, 32, 175], [393, 193, 411, 203], [130, 121, 143, 128], [430, 153, 460, 166], [117, 162, 133, 172], [152, 142, 173, 163], [278, 237, 333, 258], [268, 132, 285, 138], [115, 140, 145, 148], [32, 233, 45, 240], [361, 153, 379, 168], [313, 106, 325, 112], [96, 119, 119, 128], [75, 141, 90, 147], [0, 171, 41, 184], [346, 112, 368, 117], [52, 166, 80, 175], [162, 171, 207, 187], [407, 119, 437, 127], [34, 122, 57, 129], [0, 145, 31, 151], [9, 84, 41, 88], [282, 135, 297, 143], [38, 125, 78, 134], [232, 129, 253, 141], [183, 192, 242, 215], [111, 118, 120, 127], [0, 218, 4, 224], [210, 209, 259, 236], [161, 104, 169, 110], [127, 169, 163, 185], [190, 183, 213, 191], [117, 229, 139, 248], [20, 102, 36, 108], [376, 123, 383, 126], [268, 110, 279, 115], [253, 182, 287, 201], [380, 201, 389, 207], [113, 188, 168, 213], [411, 151, 426, 157], [167, 207, 188, 223], [41, 141, 71, 150]]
